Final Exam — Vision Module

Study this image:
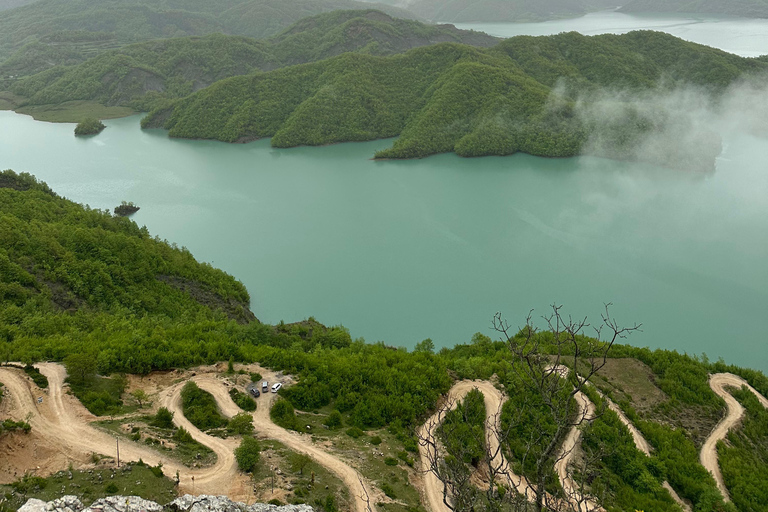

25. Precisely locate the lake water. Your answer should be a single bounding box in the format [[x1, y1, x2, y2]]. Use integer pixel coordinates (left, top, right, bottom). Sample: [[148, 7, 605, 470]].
[[455, 11, 768, 57], [2, 110, 766, 372]]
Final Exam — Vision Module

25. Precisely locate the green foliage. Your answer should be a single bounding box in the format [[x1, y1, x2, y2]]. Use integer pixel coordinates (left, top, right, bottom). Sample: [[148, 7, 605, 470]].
[[249, 372, 262, 382], [384, 456, 398, 466], [368, 435, 381, 445], [345, 426, 364, 438], [438, 388, 485, 466], [271, 398, 299, 430], [172, 426, 194, 444], [74, 118, 105, 136], [718, 388, 768, 512], [229, 387, 257, 411], [0, 418, 32, 435], [180, 381, 228, 431], [234, 436, 261, 472], [23, 365, 48, 388], [380, 482, 396, 498], [152, 407, 175, 429], [323, 410, 342, 429], [10, 475, 47, 494], [227, 412, 255, 435], [289, 452, 312, 475], [144, 31, 764, 169], [66, 371, 126, 416], [104, 482, 118, 494]]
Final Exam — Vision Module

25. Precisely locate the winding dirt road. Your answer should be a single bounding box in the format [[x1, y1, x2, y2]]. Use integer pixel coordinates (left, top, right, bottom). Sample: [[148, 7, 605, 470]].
[[0, 364, 373, 512], [700, 373, 768, 501]]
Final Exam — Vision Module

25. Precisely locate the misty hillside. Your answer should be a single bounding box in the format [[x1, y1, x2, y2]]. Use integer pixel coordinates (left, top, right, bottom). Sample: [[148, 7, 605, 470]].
[[373, 0, 626, 22], [143, 30, 766, 170], [620, 0, 768, 18], [8, 11, 498, 111], [0, 0, 36, 11], [0, 0, 419, 66]]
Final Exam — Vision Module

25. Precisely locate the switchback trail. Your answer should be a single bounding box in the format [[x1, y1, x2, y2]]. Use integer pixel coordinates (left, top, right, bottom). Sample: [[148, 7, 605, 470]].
[[700, 373, 768, 501]]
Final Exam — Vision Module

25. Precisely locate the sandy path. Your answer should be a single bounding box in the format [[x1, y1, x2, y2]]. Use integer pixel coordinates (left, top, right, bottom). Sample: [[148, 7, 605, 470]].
[[0, 364, 243, 497], [244, 381, 375, 512], [700, 373, 768, 501]]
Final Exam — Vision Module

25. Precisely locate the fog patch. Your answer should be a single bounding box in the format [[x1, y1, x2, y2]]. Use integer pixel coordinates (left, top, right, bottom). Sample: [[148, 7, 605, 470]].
[[570, 81, 768, 172]]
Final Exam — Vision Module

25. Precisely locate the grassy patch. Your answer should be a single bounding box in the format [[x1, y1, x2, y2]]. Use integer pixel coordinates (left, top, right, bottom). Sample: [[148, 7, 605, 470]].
[[0, 91, 24, 110], [95, 417, 216, 468], [252, 439, 349, 511], [0, 462, 177, 509], [14, 101, 135, 122]]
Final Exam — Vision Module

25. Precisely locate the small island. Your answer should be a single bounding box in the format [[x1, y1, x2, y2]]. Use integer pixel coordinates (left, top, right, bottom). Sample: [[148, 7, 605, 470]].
[[114, 201, 140, 216], [74, 118, 106, 136]]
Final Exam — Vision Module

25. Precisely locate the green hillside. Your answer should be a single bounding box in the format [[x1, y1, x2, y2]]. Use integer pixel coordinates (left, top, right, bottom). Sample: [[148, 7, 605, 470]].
[[7, 11, 498, 115], [382, 0, 625, 23], [620, 0, 768, 18], [0, 170, 255, 326], [0, 0, 419, 72], [2, 169, 768, 511], [142, 30, 765, 170]]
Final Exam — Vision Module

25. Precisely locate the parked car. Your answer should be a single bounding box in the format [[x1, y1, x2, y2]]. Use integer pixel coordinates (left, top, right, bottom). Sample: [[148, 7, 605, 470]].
[[262, 380, 269, 392], [271, 382, 282, 393], [250, 388, 260, 398]]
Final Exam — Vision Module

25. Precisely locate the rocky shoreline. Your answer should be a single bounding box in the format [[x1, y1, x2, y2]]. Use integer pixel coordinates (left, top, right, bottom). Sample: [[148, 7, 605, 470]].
[[18, 495, 314, 512]]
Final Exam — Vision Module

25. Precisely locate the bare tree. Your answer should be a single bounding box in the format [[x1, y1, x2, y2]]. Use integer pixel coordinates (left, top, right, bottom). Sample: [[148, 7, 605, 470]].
[[492, 304, 640, 512]]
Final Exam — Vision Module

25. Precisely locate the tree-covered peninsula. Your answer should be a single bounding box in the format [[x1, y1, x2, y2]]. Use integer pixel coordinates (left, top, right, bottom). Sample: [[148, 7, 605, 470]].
[[7, 11, 498, 114], [142, 30, 766, 170], [2, 168, 768, 511]]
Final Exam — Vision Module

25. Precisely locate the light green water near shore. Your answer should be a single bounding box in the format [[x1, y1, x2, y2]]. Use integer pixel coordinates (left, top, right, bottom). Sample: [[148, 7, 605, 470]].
[[1, 110, 766, 371]]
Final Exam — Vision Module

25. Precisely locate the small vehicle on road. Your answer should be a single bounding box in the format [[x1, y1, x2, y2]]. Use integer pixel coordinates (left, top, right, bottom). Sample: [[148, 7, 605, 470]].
[[271, 382, 282, 393]]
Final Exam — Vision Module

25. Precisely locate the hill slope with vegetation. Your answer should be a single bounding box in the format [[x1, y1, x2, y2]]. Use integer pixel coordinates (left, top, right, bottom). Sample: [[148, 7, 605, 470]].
[[6, 11, 498, 113], [0, 0, 419, 73], [621, 0, 768, 18], [399, 0, 624, 23], [142, 30, 766, 170], [2, 170, 768, 511]]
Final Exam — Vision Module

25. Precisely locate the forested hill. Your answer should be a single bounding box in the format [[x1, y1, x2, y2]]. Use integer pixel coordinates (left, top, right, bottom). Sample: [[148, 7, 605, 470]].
[[620, 0, 768, 18], [394, 0, 624, 23], [142, 30, 767, 170], [0, 170, 255, 324], [7, 11, 498, 113], [0, 0, 419, 67]]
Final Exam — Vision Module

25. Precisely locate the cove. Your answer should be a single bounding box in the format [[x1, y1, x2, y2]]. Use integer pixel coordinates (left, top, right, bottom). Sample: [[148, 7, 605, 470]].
[[1, 110, 766, 372]]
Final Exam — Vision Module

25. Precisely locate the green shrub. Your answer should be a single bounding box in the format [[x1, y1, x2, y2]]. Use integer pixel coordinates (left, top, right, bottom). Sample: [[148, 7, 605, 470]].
[[23, 365, 48, 388], [345, 426, 364, 438], [268, 499, 283, 506], [324, 410, 342, 429], [271, 399, 299, 430], [369, 436, 382, 445], [181, 382, 228, 431], [250, 372, 262, 383], [384, 457, 398, 466], [235, 437, 261, 472], [173, 426, 195, 444], [229, 387, 256, 411], [380, 482, 396, 499], [105, 482, 118, 493], [227, 412, 255, 435], [152, 407, 175, 429]]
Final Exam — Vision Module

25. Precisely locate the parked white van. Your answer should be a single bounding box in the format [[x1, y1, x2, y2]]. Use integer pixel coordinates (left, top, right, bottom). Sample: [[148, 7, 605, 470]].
[[271, 382, 282, 393], [262, 381, 269, 392]]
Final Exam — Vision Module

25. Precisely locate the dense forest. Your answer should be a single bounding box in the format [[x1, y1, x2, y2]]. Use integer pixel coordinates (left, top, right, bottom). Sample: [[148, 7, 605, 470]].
[[141, 30, 766, 170], [0, 0, 419, 72], [2, 170, 768, 510], [6, 11, 498, 113], [620, 0, 768, 18]]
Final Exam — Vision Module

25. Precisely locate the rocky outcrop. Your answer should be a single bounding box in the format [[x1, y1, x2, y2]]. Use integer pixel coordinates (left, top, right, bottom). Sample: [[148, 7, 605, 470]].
[[17, 496, 313, 512]]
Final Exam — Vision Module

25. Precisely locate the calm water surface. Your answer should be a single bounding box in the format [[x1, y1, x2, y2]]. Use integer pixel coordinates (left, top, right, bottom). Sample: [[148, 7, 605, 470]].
[[1, 111, 766, 371], [455, 11, 768, 57]]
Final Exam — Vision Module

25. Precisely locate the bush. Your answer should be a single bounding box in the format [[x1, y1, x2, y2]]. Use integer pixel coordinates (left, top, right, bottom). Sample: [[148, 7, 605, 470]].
[[11, 475, 47, 494], [380, 482, 396, 499], [152, 407, 175, 429], [149, 463, 164, 477], [173, 426, 195, 444], [271, 399, 298, 430], [229, 388, 256, 411], [227, 413, 255, 435], [250, 372, 262, 383], [235, 437, 261, 472], [369, 436, 382, 445], [181, 382, 228, 431], [268, 499, 283, 506], [105, 482, 118, 494], [346, 426, 364, 439], [384, 457, 398, 466], [0, 419, 31, 434], [324, 410, 342, 429], [23, 365, 48, 388]]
